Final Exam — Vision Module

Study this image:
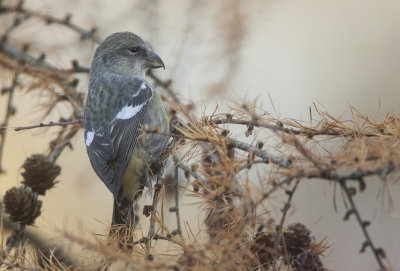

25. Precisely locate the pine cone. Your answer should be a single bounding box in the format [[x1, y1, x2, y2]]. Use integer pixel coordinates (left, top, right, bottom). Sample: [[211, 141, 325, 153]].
[[3, 186, 42, 225], [21, 153, 60, 195], [251, 232, 277, 269], [291, 251, 325, 271], [283, 223, 311, 255]]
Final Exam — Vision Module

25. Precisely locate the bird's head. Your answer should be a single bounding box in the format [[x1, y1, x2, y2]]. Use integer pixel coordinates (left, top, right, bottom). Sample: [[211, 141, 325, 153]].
[[92, 32, 164, 78]]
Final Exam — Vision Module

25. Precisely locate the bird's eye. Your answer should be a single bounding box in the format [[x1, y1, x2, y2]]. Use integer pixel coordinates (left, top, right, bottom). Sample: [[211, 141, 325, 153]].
[[128, 46, 139, 54]]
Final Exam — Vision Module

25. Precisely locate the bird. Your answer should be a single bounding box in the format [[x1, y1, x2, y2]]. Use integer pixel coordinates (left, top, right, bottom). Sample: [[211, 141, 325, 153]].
[[83, 32, 170, 231]]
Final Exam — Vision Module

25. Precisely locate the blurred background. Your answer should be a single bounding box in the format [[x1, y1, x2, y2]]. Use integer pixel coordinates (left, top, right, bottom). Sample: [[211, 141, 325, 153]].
[[1, 0, 400, 270]]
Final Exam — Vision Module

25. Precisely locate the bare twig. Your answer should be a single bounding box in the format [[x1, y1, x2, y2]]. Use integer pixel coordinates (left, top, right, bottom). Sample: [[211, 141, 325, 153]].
[[169, 165, 182, 235], [47, 126, 80, 163], [145, 183, 162, 259], [273, 180, 300, 270], [227, 137, 291, 167], [133, 233, 172, 245], [0, 2, 100, 42], [341, 180, 387, 270], [259, 162, 396, 204], [146, 129, 290, 167], [173, 155, 204, 181], [0, 74, 19, 173], [0, 12, 29, 41], [14, 120, 83, 131], [214, 117, 393, 138]]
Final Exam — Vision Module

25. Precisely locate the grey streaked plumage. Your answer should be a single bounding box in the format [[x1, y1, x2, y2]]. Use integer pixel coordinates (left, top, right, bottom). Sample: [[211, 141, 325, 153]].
[[84, 32, 169, 227]]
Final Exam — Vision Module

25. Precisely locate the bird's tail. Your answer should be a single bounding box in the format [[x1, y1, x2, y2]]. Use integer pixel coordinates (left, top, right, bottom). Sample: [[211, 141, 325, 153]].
[[109, 198, 137, 246], [112, 198, 126, 225]]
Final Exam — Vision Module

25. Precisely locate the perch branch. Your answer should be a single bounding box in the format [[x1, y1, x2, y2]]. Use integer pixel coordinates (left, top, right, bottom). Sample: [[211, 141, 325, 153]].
[[14, 120, 83, 131], [146, 129, 290, 167], [214, 117, 392, 138]]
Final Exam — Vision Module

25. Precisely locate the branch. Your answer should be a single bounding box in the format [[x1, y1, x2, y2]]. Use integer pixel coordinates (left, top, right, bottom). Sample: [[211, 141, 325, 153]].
[[227, 137, 291, 167], [173, 156, 204, 181], [341, 180, 387, 270], [259, 162, 396, 204], [0, 41, 85, 119], [0, 42, 179, 111], [0, 2, 100, 42], [0, 2, 181, 116], [14, 120, 83, 131], [214, 117, 391, 138], [0, 41, 85, 166], [131, 233, 186, 249], [274, 180, 300, 270], [47, 126, 80, 163], [146, 129, 290, 167], [0, 74, 19, 173], [0, 1, 181, 105]]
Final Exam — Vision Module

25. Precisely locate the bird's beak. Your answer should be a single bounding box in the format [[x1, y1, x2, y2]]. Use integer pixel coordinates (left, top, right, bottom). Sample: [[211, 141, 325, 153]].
[[144, 51, 165, 70]]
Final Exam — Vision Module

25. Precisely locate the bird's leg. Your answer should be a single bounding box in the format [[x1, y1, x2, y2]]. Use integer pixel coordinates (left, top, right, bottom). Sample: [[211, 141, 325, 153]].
[[128, 200, 137, 246], [144, 181, 162, 257]]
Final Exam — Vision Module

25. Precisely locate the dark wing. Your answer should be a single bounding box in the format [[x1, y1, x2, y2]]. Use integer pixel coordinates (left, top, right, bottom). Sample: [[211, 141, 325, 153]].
[[84, 78, 153, 198]]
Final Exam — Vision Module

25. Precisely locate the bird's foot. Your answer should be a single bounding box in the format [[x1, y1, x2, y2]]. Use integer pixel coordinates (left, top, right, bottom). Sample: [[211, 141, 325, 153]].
[[169, 118, 182, 134]]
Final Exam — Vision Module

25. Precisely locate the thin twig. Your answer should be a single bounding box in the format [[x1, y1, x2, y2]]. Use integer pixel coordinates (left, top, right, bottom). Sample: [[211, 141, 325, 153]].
[[227, 137, 291, 167], [146, 129, 290, 167], [0, 12, 30, 40], [14, 120, 83, 131], [145, 183, 162, 259], [0, 42, 177, 113], [0, 3, 101, 42], [214, 117, 392, 138], [172, 165, 182, 235], [0, 42, 85, 118], [341, 180, 387, 270], [283, 134, 325, 171], [133, 233, 171, 245], [0, 74, 19, 173], [273, 180, 300, 271], [47, 126, 80, 163], [259, 162, 396, 205], [173, 156, 204, 181]]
